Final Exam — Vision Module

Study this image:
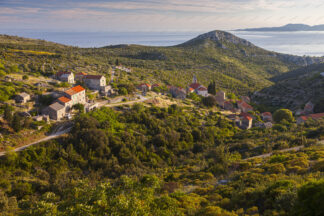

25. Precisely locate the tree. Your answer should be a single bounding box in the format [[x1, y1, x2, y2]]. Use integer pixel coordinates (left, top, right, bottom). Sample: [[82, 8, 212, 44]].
[[22, 75, 29, 80], [207, 81, 216, 95], [4, 104, 13, 123], [202, 96, 217, 107], [273, 109, 295, 123], [11, 113, 22, 132], [294, 179, 324, 216], [119, 87, 128, 95], [72, 103, 85, 114], [115, 58, 120, 66]]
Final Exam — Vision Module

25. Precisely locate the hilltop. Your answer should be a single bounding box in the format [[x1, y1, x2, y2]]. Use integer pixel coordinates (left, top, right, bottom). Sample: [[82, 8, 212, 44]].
[[236, 23, 324, 31]]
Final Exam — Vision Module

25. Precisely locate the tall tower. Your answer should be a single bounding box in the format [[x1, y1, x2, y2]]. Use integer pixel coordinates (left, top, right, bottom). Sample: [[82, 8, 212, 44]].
[[192, 75, 197, 83]]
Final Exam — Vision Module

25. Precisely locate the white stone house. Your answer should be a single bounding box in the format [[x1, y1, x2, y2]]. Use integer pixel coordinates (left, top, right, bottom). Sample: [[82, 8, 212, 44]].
[[57, 72, 75, 84], [64, 85, 86, 106], [15, 92, 31, 103], [84, 75, 106, 90]]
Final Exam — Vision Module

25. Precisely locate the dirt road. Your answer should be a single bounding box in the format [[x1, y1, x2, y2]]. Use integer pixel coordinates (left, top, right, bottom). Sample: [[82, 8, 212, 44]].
[[0, 127, 72, 157]]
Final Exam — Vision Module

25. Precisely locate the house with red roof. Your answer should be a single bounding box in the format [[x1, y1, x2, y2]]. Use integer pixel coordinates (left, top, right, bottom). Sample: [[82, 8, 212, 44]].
[[56, 71, 74, 84], [303, 101, 314, 114], [75, 72, 87, 81], [261, 112, 272, 122], [187, 87, 195, 94], [84, 75, 106, 91], [187, 76, 208, 97], [138, 83, 151, 92], [57, 96, 73, 111], [64, 85, 86, 105], [224, 100, 234, 111], [297, 113, 324, 124], [169, 86, 186, 99], [241, 115, 253, 129], [237, 100, 253, 113], [196, 86, 208, 97]]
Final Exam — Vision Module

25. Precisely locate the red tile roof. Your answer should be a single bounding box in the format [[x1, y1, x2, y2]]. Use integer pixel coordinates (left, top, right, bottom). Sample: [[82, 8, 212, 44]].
[[65, 85, 85, 95], [309, 113, 324, 119], [240, 112, 252, 117], [237, 100, 253, 110], [299, 113, 324, 121], [188, 87, 194, 91], [189, 83, 201, 90], [139, 83, 151, 87], [58, 96, 71, 103], [197, 86, 207, 91], [243, 115, 252, 120], [57, 71, 71, 77], [76, 72, 87, 76], [262, 112, 272, 117]]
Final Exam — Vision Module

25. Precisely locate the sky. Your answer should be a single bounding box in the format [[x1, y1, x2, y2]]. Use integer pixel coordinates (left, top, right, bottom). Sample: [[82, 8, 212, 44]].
[[1, 0, 324, 32]]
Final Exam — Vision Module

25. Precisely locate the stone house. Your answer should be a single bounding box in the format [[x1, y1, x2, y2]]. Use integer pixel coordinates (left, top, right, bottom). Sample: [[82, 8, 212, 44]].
[[169, 86, 186, 100], [64, 85, 86, 106], [137, 83, 151, 92], [57, 96, 74, 112], [240, 96, 251, 103], [261, 112, 273, 122], [56, 71, 75, 84], [303, 101, 314, 114], [47, 102, 65, 120], [15, 92, 31, 103], [196, 86, 208, 97], [237, 100, 253, 113], [224, 101, 234, 110], [188, 76, 208, 97], [241, 115, 253, 129], [216, 91, 226, 107], [84, 75, 106, 90], [75, 72, 87, 81], [297, 113, 324, 124]]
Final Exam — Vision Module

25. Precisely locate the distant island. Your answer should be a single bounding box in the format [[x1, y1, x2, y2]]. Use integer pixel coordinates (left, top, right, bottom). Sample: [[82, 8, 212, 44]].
[[236, 24, 324, 32]]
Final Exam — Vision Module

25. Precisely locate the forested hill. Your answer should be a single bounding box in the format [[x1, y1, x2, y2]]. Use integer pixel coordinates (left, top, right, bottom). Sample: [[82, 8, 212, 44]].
[[1, 31, 324, 95], [252, 63, 324, 111]]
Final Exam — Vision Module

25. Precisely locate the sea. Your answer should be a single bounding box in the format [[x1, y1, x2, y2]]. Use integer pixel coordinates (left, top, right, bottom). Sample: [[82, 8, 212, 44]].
[[1, 30, 324, 57]]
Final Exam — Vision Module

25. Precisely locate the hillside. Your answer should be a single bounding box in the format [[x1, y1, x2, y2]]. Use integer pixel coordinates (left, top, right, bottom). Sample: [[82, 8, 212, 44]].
[[1, 31, 324, 96], [0, 105, 323, 215], [237, 23, 324, 31], [252, 63, 324, 110]]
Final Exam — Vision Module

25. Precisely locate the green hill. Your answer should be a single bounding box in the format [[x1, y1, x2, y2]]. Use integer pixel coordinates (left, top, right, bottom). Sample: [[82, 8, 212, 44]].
[[252, 63, 324, 111], [1, 31, 324, 96]]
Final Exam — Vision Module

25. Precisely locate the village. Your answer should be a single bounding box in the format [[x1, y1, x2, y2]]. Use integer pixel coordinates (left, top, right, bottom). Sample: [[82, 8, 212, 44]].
[[4, 67, 324, 135]]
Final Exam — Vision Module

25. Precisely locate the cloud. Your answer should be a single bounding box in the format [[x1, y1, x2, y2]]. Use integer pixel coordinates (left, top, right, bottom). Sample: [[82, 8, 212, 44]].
[[0, 0, 324, 31]]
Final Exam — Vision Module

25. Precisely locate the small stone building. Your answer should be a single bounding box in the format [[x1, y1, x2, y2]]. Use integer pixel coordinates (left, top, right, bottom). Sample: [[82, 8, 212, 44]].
[[15, 92, 31, 103], [47, 102, 65, 120]]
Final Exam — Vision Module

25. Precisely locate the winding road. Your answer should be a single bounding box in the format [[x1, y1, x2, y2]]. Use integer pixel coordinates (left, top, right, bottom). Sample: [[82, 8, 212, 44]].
[[0, 126, 72, 157]]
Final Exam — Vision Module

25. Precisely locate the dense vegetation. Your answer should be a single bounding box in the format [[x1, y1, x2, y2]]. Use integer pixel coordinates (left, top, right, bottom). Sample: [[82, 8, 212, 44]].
[[254, 64, 324, 111], [0, 105, 323, 215]]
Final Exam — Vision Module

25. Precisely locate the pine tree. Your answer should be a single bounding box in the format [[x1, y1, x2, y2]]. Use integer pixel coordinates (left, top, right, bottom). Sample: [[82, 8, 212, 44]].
[[208, 81, 216, 95]]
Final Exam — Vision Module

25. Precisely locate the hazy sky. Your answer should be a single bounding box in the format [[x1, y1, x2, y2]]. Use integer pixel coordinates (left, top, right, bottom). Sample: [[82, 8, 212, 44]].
[[1, 0, 324, 32]]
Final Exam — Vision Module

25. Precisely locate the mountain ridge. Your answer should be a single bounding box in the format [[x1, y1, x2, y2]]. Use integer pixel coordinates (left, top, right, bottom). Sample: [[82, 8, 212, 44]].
[[236, 23, 324, 31]]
